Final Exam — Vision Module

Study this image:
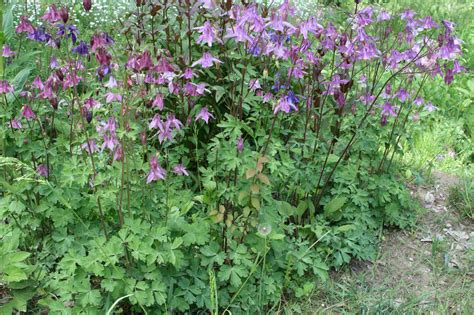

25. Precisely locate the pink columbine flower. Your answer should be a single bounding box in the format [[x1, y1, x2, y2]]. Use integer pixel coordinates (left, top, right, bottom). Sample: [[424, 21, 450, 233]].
[[147, 156, 167, 183], [191, 52, 222, 68], [104, 76, 118, 88], [424, 102, 438, 112], [249, 79, 261, 91], [32, 76, 44, 90], [173, 164, 189, 176], [105, 92, 122, 103], [15, 16, 34, 34], [152, 93, 164, 110], [8, 118, 22, 129], [182, 68, 195, 79], [381, 102, 397, 117], [0, 80, 13, 94], [195, 21, 220, 47], [81, 139, 98, 154], [37, 164, 49, 177], [236, 137, 244, 153], [195, 107, 214, 124], [21, 105, 36, 120], [84, 97, 101, 110], [41, 4, 61, 24], [2, 45, 15, 57], [274, 96, 298, 114]]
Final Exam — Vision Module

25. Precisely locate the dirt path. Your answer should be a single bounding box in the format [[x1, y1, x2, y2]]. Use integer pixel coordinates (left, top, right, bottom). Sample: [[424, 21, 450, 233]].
[[288, 171, 473, 314]]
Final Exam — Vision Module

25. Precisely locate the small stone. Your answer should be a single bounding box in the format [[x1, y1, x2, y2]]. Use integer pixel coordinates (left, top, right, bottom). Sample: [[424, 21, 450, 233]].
[[424, 191, 435, 204]]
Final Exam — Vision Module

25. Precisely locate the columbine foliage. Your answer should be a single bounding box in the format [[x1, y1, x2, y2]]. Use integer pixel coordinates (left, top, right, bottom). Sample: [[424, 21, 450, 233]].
[[0, 0, 463, 313]]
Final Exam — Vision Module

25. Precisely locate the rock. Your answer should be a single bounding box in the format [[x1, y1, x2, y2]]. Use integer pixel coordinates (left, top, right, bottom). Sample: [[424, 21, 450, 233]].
[[424, 191, 435, 204]]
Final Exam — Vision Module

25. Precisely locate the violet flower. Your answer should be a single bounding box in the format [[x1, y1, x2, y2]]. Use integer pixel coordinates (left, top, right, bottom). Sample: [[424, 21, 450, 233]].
[[236, 137, 244, 153], [21, 105, 36, 120], [2, 45, 15, 57], [72, 41, 89, 55], [195, 21, 220, 47], [191, 52, 222, 68], [15, 16, 35, 34], [8, 118, 23, 129], [173, 164, 189, 176], [195, 107, 214, 124], [37, 164, 49, 177], [424, 102, 438, 112], [0, 80, 14, 94], [147, 156, 167, 183]]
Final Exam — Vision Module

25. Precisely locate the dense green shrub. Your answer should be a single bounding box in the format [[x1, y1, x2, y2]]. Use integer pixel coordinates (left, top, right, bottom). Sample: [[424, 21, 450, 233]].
[[0, 0, 463, 313]]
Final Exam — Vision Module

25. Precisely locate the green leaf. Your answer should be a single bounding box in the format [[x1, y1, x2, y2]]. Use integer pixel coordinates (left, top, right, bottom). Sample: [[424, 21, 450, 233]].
[[4, 252, 30, 264], [324, 197, 347, 214], [3, 266, 28, 282]]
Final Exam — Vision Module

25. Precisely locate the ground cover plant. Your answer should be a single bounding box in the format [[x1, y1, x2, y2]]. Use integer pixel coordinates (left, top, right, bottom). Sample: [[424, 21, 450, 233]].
[[0, 0, 465, 313]]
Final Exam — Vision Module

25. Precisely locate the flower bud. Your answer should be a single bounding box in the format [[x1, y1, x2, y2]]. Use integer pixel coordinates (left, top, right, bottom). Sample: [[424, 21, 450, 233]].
[[83, 0, 92, 12], [59, 7, 69, 23]]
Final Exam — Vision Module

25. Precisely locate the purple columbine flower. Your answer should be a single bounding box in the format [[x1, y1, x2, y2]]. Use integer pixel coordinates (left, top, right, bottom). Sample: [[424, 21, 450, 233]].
[[274, 94, 298, 114], [395, 88, 410, 102], [191, 52, 222, 68], [41, 4, 61, 24], [72, 41, 89, 55], [2, 45, 15, 57], [414, 97, 424, 106], [105, 92, 122, 103], [21, 105, 36, 120], [0, 80, 14, 94], [381, 102, 397, 117], [236, 137, 244, 153], [8, 118, 23, 129], [81, 139, 98, 154], [152, 93, 164, 110], [195, 21, 220, 47], [147, 156, 167, 183], [32, 76, 44, 90], [424, 102, 438, 112], [104, 76, 118, 89], [16, 16, 35, 34], [195, 107, 214, 124], [28, 27, 51, 43], [37, 164, 49, 177], [173, 164, 189, 176]]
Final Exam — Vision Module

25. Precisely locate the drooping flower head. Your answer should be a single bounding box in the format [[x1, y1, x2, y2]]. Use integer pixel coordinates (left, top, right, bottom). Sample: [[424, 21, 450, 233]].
[[191, 52, 222, 68], [16, 16, 35, 34], [147, 156, 167, 183], [21, 105, 36, 120], [195, 107, 214, 124]]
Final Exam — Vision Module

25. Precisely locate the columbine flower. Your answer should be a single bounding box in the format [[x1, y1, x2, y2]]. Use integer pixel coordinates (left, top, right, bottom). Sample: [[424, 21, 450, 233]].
[[191, 52, 222, 68], [249, 79, 261, 91], [195, 21, 220, 47], [236, 137, 244, 153], [424, 102, 438, 112], [414, 97, 424, 106], [81, 139, 98, 154], [274, 95, 298, 114], [15, 16, 34, 34], [105, 92, 122, 103], [21, 105, 36, 120], [41, 4, 61, 24], [37, 164, 49, 177], [173, 164, 189, 176], [195, 107, 214, 124], [147, 156, 166, 183], [72, 41, 89, 56], [152, 93, 164, 110], [395, 88, 410, 102], [0, 80, 13, 94], [381, 102, 397, 117], [83, 0, 92, 12], [2, 45, 15, 57], [8, 118, 22, 129], [32, 76, 44, 90], [104, 76, 118, 88]]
